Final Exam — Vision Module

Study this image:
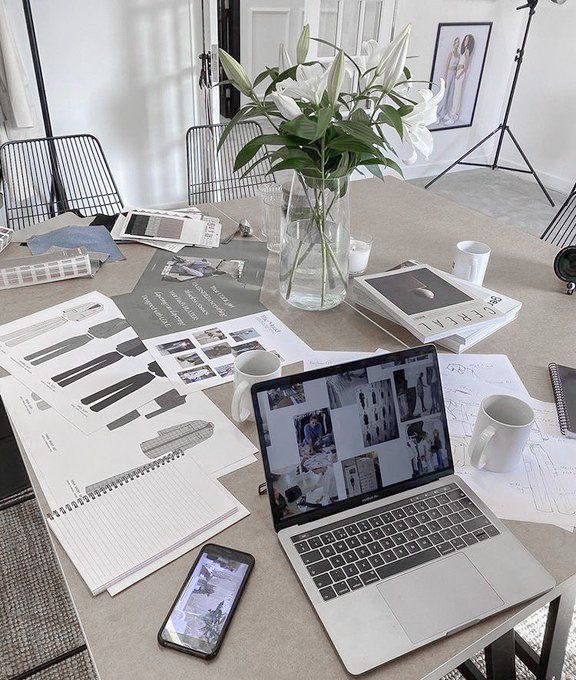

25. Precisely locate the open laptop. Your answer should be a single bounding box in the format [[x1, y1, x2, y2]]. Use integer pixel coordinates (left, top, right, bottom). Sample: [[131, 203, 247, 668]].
[[251, 345, 555, 675]]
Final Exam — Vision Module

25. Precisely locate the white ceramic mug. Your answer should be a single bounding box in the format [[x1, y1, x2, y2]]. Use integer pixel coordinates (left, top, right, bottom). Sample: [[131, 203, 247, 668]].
[[452, 240, 491, 286], [469, 394, 534, 473], [231, 350, 281, 423]]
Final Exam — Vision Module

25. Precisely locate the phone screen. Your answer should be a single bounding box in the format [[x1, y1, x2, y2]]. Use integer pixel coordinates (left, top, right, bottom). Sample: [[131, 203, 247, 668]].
[[159, 544, 253, 658]]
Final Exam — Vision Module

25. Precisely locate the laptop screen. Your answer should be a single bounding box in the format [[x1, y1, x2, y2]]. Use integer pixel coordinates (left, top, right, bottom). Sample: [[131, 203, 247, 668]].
[[252, 346, 453, 531]]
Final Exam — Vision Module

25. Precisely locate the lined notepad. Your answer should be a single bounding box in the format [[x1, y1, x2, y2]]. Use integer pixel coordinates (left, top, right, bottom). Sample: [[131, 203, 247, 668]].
[[48, 453, 238, 595]]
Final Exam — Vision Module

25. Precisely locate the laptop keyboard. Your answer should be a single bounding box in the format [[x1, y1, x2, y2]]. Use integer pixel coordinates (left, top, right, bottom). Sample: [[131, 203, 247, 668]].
[[290, 483, 499, 602]]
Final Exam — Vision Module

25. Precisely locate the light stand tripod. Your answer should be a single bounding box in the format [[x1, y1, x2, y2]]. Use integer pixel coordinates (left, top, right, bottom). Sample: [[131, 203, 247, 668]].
[[425, 0, 555, 207]]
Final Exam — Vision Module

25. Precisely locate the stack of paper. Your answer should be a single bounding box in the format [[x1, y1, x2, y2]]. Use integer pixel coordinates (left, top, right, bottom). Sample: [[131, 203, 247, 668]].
[[111, 208, 221, 252], [0, 293, 256, 595], [353, 262, 520, 353]]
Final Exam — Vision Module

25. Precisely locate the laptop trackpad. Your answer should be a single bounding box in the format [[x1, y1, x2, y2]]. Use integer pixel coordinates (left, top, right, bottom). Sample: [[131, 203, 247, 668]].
[[377, 554, 504, 643]]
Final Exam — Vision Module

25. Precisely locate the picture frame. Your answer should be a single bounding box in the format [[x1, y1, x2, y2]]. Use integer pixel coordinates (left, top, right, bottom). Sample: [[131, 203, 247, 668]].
[[429, 22, 493, 131]]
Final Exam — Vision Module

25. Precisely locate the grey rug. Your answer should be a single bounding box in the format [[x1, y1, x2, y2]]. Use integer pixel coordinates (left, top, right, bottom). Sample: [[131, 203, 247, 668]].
[[0, 498, 98, 680], [410, 168, 567, 239]]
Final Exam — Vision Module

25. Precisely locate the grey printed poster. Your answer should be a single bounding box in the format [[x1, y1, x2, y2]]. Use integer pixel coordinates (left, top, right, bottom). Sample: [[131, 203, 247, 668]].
[[114, 241, 268, 340]]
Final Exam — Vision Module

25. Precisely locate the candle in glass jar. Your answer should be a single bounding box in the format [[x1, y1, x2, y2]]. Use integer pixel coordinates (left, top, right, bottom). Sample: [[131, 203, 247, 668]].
[[348, 239, 372, 275]]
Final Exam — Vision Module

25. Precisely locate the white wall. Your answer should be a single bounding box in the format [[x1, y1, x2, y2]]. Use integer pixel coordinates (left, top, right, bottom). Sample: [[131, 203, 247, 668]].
[[5, 0, 204, 208], [497, 1, 576, 193], [393, 0, 524, 179]]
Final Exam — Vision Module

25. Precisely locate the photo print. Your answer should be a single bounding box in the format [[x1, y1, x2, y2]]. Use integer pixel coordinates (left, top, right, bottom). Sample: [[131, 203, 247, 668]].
[[193, 327, 226, 346], [203, 343, 232, 360], [430, 22, 492, 130], [294, 409, 337, 471], [394, 363, 442, 422], [341, 452, 383, 498], [232, 340, 266, 356], [215, 363, 234, 379], [405, 418, 449, 478], [176, 352, 203, 368], [161, 255, 244, 282], [326, 368, 368, 409], [178, 365, 217, 384], [267, 383, 306, 411], [229, 328, 260, 343], [357, 379, 399, 447], [157, 338, 195, 356]]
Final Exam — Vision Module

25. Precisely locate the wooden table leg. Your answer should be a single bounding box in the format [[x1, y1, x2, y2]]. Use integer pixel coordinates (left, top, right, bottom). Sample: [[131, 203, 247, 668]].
[[539, 588, 576, 680]]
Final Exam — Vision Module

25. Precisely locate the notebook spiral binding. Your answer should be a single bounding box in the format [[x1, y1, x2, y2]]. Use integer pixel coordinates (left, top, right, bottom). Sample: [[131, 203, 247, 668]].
[[549, 363, 569, 435], [47, 449, 185, 520]]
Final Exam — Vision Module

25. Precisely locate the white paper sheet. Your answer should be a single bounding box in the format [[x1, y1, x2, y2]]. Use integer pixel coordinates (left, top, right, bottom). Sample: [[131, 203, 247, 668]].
[[0, 376, 257, 510], [146, 311, 312, 394], [0, 292, 176, 434], [438, 354, 575, 531]]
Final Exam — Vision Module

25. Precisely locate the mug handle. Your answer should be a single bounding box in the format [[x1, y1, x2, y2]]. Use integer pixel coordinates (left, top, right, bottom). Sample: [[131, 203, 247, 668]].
[[469, 426, 496, 469], [231, 380, 251, 423]]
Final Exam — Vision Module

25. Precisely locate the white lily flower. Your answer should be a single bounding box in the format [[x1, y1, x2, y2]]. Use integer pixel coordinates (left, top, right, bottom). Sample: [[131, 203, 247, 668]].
[[402, 79, 445, 163], [270, 91, 301, 120], [357, 24, 412, 93], [278, 43, 292, 72], [277, 63, 329, 106]]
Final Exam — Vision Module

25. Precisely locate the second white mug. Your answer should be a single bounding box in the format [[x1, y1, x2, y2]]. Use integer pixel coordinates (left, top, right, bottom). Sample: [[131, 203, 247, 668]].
[[231, 350, 282, 423], [452, 240, 491, 286], [469, 394, 534, 473]]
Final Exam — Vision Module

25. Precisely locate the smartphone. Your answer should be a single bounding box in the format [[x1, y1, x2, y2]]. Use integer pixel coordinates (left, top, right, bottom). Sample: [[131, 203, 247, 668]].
[[157, 544, 254, 659]]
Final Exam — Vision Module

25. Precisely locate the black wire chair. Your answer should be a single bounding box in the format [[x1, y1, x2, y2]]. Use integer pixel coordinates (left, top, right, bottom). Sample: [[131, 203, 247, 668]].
[[186, 121, 276, 205], [0, 134, 124, 231], [541, 181, 576, 247]]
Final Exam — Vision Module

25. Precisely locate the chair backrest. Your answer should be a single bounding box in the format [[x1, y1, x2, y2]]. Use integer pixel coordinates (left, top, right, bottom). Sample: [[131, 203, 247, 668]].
[[0, 134, 124, 230], [541, 182, 576, 247], [186, 121, 275, 205]]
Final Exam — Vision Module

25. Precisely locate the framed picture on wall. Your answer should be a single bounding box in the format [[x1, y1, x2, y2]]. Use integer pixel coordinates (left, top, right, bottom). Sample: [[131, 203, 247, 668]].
[[429, 22, 492, 131]]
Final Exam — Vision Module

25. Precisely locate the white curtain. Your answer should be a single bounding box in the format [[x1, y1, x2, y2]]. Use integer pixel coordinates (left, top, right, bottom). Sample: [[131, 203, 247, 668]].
[[0, 0, 34, 134]]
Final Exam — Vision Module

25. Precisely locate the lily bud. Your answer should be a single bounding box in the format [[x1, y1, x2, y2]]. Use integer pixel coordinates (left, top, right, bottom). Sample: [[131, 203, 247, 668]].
[[218, 49, 253, 97], [376, 23, 412, 92], [278, 43, 292, 72], [270, 92, 301, 120], [296, 24, 310, 64], [326, 50, 345, 106]]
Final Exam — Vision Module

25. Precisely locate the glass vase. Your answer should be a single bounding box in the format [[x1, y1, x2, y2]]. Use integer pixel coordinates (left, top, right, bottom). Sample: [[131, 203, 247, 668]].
[[279, 172, 350, 311]]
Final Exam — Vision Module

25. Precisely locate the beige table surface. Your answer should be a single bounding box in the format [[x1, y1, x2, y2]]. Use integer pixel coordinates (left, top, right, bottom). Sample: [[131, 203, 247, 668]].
[[3, 177, 575, 680]]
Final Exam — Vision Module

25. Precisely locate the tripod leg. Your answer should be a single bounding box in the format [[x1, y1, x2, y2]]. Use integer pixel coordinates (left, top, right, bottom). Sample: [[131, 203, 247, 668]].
[[505, 127, 555, 207], [425, 127, 502, 190]]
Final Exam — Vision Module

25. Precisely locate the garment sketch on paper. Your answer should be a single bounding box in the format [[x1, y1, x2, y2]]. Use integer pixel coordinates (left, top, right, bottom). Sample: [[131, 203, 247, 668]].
[[81, 361, 165, 412], [437, 36, 460, 123], [140, 420, 215, 459], [24, 318, 132, 366], [51, 338, 146, 386], [0, 301, 104, 346], [449, 34, 475, 123], [106, 389, 187, 430], [84, 423, 212, 495]]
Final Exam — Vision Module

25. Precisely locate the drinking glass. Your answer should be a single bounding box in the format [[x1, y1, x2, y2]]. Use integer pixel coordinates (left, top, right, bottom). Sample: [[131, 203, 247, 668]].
[[262, 192, 285, 253], [257, 183, 283, 240]]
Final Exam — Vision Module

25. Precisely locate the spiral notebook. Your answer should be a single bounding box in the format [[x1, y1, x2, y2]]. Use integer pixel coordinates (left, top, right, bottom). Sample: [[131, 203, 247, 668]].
[[548, 363, 576, 439], [47, 451, 238, 595]]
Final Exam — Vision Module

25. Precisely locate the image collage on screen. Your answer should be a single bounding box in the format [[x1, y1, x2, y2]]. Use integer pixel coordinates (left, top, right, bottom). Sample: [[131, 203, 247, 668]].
[[162, 551, 248, 654], [257, 353, 449, 523]]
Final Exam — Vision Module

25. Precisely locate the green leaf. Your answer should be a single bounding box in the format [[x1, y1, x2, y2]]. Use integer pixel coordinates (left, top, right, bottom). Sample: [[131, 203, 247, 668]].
[[327, 135, 374, 153], [281, 115, 319, 141], [366, 163, 384, 180], [336, 120, 383, 148], [383, 158, 403, 176], [253, 67, 277, 88], [217, 105, 259, 152], [269, 158, 317, 173], [378, 105, 404, 139], [314, 108, 333, 140], [403, 66, 412, 80]]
